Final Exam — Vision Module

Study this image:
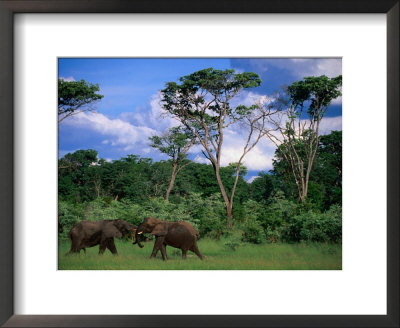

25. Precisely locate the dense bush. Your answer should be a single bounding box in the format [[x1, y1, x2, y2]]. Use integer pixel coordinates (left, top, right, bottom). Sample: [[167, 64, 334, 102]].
[[58, 201, 82, 239], [240, 218, 266, 244], [59, 193, 341, 244], [240, 192, 299, 243], [235, 193, 342, 244], [59, 192, 227, 239], [239, 200, 266, 244]]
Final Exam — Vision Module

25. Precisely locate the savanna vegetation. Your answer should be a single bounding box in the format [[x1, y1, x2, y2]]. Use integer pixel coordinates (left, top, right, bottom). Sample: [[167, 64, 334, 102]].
[[58, 69, 342, 270]]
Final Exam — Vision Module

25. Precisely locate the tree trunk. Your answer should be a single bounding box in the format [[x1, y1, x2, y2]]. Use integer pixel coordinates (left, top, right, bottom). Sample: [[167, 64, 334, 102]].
[[165, 163, 177, 203], [226, 203, 233, 229], [303, 180, 308, 202], [94, 181, 101, 198], [212, 163, 232, 228]]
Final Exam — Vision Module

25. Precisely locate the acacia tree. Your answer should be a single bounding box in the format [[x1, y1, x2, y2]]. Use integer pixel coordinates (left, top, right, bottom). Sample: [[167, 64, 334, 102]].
[[149, 126, 196, 202], [265, 75, 342, 203], [58, 79, 104, 123], [161, 68, 272, 228]]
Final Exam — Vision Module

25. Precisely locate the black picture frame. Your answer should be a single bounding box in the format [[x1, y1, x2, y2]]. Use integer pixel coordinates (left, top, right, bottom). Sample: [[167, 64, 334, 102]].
[[0, 1, 398, 327]]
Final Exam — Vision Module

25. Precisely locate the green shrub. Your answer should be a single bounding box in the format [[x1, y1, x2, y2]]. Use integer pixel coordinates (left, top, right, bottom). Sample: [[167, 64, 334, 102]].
[[241, 218, 266, 244], [296, 211, 328, 242], [322, 204, 342, 243], [58, 201, 81, 239], [223, 229, 244, 251], [285, 204, 342, 243], [224, 240, 241, 251], [254, 193, 299, 243], [182, 193, 226, 238], [265, 227, 280, 243]]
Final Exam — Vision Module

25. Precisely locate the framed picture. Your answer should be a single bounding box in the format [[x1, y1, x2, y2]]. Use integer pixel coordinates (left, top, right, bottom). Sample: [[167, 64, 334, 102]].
[[57, 57, 343, 270], [1, 1, 398, 327]]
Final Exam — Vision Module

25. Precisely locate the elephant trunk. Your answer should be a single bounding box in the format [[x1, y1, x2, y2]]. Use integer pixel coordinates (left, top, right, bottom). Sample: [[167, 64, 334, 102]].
[[134, 227, 144, 248]]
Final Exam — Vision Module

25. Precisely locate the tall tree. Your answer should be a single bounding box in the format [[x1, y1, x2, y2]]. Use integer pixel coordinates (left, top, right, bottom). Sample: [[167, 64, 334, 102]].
[[149, 126, 196, 202], [58, 149, 99, 202], [58, 79, 104, 123], [161, 68, 272, 228], [249, 172, 275, 204], [272, 130, 342, 209], [265, 75, 342, 202]]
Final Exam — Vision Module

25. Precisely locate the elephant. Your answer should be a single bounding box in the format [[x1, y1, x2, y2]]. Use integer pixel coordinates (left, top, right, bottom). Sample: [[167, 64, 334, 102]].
[[68, 219, 137, 255], [134, 217, 204, 260]]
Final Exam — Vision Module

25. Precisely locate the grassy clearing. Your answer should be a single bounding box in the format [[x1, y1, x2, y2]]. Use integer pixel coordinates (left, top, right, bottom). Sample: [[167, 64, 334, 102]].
[[58, 238, 341, 270]]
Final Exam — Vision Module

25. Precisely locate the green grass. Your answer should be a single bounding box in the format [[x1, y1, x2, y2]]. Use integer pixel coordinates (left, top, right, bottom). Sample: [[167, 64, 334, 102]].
[[58, 238, 342, 270]]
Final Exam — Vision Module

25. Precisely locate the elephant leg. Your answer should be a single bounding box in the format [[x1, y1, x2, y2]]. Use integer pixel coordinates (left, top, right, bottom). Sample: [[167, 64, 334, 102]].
[[82, 248, 86, 255], [107, 239, 118, 255], [190, 243, 204, 260], [181, 249, 187, 260], [161, 243, 168, 260], [69, 240, 80, 254], [99, 241, 107, 255], [67, 244, 78, 255], [150, 237, 164, 259]]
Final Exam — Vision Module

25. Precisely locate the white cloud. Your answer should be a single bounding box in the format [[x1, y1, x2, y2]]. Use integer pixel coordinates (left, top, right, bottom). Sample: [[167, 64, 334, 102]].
[[65, 112, 157, 151], [62, 91, 186, 156], [149, 92, 180, 130], [59, 76, 75, 82], [247, 176, 260, 183], [331, 95, 342, 105], [191, 125, 276, 171], [118, 92, 180, 137], [193, 154, 209, 164], [243, 58, 342, 79], [232, 90, 275, 108], [141, 146, 154, 154], [219, 137, 275, 171], [118, 112, 146, 126], [233, 68, 245, 74], [277, 58, 342, 78], [191, 113, 341, 171], [291, 58, 342, 78], [319, 116, 342, 134]]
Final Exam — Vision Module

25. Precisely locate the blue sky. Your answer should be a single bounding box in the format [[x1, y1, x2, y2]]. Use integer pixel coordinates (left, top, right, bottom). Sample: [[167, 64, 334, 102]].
[[59, 58, 342, 181]]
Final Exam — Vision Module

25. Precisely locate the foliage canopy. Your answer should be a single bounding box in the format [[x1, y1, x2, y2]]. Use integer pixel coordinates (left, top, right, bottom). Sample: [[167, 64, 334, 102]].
[[58, 79, 104, 123]]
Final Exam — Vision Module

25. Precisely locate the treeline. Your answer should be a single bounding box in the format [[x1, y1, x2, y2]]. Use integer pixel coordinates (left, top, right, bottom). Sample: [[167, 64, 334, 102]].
[[59, 131, 342, 244]]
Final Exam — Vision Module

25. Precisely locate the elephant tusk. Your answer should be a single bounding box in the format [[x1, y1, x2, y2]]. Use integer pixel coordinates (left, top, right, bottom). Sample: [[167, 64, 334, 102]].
[[137, 231, 143, 234]]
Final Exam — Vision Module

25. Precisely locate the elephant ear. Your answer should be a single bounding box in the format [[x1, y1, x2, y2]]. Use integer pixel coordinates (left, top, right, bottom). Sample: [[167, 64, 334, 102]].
[[151, 223, 168, 236], [103, 223, 123, 239]]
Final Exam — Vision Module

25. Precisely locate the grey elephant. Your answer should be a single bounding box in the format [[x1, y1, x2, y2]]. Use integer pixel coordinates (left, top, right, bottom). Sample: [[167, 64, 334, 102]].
[[68, 219, 137, 255], [134, 217, 203, 260]]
